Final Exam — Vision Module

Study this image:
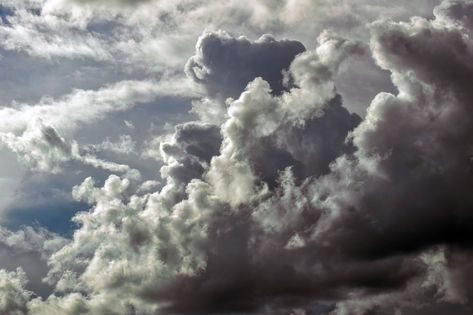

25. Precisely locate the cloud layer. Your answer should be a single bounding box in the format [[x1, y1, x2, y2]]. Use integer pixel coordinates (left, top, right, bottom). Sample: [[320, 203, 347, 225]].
[[3, 0, 473, 315]]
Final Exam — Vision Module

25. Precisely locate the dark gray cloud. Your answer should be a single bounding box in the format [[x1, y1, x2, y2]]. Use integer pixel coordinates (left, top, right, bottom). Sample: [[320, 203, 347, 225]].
[[310, 3, 473, 312], [317, 1, 473, 261], [172, 122, 222, 163], [248, 95, 361, 187], [435, 0, 473, 30], [186, 31, 305, 99], [160, 121, 222, 187], [166, 2, 473, 313]]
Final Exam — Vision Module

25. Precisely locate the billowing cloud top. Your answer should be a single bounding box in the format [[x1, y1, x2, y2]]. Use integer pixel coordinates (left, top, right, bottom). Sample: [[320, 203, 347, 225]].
[[4, 0, 473, 315], [186, 31, 306, 98]]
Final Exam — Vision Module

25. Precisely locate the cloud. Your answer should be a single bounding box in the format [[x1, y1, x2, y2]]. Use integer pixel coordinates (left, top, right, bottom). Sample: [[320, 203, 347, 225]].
[[0, 120, 134, 174], [315, 0, 473, 261], [67, 0, 151, 6], [185, 30, 306, 123], [0, 78, 199, 134], [0, 0, 437, 102], [0, 4, 112, 61], [310, 2, 473, 312], [186, 30, 305, 99], [5, 0, 473, 314], [0, 226, 67, 298], [0, 268, 31, 315], [435, 0, 473, 30], [25, 30, 369, 314], [0, 76, 199, 175]]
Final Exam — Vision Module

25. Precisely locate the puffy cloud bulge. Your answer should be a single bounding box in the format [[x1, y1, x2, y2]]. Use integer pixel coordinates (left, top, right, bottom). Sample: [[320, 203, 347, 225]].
[[3, 0, 473, 315]]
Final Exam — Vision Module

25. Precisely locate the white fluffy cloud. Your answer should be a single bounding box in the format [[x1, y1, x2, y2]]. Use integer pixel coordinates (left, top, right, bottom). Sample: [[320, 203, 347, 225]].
[[0, 78, 199, 134]]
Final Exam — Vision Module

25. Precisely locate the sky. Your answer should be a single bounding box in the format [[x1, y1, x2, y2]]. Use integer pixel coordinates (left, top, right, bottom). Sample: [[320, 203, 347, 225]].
[[3, 0, 473, 314]]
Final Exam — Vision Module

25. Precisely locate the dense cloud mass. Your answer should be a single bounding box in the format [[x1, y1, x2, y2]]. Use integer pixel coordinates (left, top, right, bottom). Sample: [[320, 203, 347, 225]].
[[3, 0, 473, 314], [185, 31, 306, 99]]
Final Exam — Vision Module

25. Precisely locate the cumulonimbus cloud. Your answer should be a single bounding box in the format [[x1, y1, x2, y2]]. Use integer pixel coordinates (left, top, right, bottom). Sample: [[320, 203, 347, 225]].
[[4, 1, 473, 315]]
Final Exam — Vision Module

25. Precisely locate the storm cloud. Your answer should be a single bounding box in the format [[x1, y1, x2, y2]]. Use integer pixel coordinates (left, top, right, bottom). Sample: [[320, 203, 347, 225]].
[[2, 0, 473, 315]]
